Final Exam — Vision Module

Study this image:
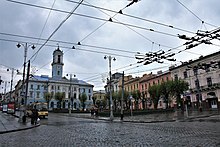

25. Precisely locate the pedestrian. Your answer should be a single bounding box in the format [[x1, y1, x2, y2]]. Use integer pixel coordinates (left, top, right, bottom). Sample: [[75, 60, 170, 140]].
[[91, 107, 94, 118], [95, 109, 98, 117], [32, 105, 39, 125]]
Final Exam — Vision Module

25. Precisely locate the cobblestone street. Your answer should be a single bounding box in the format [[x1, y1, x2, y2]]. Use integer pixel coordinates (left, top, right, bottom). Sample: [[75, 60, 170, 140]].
[[0, 113, 220, 147]]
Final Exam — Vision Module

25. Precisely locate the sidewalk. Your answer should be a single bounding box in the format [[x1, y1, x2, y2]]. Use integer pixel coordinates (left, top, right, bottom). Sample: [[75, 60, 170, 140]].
[[66, 110, 220, 123], [0, 111, 40, 134], [1, 110, 219, 134]]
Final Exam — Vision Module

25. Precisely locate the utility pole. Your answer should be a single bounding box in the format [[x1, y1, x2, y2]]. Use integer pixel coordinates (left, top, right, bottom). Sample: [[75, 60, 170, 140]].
[[9, 68, 15, 102], [17, 43, 35, 103], [17, 43, 35, 122], [104, 55, 116, 121], [121, 71, 124, 121], [23, 60, 30, 123], [68, 74, 73, 115], [194, 66, 202, 112]]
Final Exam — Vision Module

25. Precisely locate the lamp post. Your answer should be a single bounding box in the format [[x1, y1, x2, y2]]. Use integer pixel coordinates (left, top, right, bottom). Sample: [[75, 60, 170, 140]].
[[130, 95, 134, 116], [104, 55, 116, 121], [121, 71, 124, 121], [17, 43, 35, 122], [66, 74, 75, 115]]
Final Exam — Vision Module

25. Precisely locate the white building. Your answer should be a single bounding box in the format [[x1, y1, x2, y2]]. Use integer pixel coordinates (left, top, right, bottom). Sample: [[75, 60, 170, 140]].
[[170, 51, 220, 110], [16, 47, 94, 110]]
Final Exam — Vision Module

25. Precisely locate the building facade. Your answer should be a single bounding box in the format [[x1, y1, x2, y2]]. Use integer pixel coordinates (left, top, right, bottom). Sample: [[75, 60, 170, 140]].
[[15, 47, 94, 110], [170, 51, 220, 110]]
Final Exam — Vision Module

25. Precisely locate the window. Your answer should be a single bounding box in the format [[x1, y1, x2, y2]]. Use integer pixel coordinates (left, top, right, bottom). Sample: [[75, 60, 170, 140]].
[[74, 87, 77, 91], [51, 85, 54, 90], [174, 74, 178, 81], [88, 89, 91, 93], [183, 71, 188, 78], [36, 92, 40, 98], [29, 91, 33, 98], [57, 86, 60, 90], [30, 84, 33, 89], [57, 71, 60, 75], [205, 64, 210, 72], [37, 85, 40, 90], [218, 61, 220, 69], [195, 79, 200, 88], [207, 77, 212, 87], [58, 55, 61, 63], [196, 93, 202, 101], [193, 68, 198, 76]]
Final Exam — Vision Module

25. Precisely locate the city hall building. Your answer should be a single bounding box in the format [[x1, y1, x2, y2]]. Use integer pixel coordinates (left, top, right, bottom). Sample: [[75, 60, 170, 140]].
[[15, 47, 94, 110]]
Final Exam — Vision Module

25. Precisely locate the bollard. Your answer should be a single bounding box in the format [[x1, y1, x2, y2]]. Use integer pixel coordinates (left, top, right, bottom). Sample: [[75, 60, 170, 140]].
[[120, 113, 124, 121], [22, 115, 26, 123]]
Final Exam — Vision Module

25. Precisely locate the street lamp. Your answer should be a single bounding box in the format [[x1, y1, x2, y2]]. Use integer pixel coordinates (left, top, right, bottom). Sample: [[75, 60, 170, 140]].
[[130, 95, 135, 116], [104, 55, 116, 121], [17, 43, 35, 122], [66, 74, 75, 115]]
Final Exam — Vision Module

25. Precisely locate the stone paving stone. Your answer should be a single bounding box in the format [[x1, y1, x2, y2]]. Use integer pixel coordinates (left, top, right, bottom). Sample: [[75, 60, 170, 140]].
[[0, 115, 219, 147]]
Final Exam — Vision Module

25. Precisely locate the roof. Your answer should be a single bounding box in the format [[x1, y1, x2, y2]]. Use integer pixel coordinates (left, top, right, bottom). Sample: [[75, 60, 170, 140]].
[[30, 75, 49, 81], [29, 75, 93, 87], [169, 51, 220, 71]]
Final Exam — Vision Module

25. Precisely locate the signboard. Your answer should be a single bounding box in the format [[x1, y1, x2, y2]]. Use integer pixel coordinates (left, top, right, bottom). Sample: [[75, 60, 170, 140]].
[[2, 104, 8, 113], [7, 103, 15, 114]]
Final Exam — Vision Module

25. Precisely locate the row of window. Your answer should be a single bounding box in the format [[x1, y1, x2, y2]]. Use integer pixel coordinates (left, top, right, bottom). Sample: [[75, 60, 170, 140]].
[[141, 76, 170, 91], [29, 91, 92, 100], [30, 84, 91, 93], [30, 84, 47, 90], [194, 77, 213, 88], [183, 62, 220, 79], [125, 83, 139, 92]]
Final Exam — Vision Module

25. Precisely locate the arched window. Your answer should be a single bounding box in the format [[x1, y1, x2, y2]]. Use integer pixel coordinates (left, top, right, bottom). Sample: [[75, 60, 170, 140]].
[[51, 102, 54, 108]]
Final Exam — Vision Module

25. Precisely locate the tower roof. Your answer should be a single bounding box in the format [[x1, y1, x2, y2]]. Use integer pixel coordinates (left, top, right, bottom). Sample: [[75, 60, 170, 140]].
[[53, 47, 63, 54]]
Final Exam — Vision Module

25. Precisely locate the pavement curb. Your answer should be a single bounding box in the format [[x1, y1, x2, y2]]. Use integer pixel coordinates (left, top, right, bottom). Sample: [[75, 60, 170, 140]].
[[64, 113, 220, 123], [0, 124, 40, 134]]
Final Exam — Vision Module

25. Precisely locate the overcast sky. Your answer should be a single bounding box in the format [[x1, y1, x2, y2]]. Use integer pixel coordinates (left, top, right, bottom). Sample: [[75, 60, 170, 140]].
[[0, 0, 220, 92]]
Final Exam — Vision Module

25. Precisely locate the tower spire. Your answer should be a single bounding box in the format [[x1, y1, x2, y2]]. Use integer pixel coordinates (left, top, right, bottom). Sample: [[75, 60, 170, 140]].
[[51, 47, 64, 79]]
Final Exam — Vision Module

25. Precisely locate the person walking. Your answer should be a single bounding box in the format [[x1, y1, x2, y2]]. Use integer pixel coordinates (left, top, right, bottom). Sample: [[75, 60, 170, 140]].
[[91, 107, 94, 118], [32, 105, 39, 125]]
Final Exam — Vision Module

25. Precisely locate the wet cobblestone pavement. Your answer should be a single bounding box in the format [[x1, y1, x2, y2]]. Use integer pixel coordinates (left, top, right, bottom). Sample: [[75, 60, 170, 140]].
[[0, 113, 220, 147]]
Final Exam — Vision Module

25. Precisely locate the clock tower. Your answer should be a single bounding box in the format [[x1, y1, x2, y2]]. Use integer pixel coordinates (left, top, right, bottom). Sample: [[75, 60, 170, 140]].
[[51, 47, 64, 79]]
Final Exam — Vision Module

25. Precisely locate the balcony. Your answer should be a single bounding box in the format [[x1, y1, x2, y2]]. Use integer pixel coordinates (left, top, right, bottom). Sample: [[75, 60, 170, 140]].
[[189, 83, 220, 93]]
